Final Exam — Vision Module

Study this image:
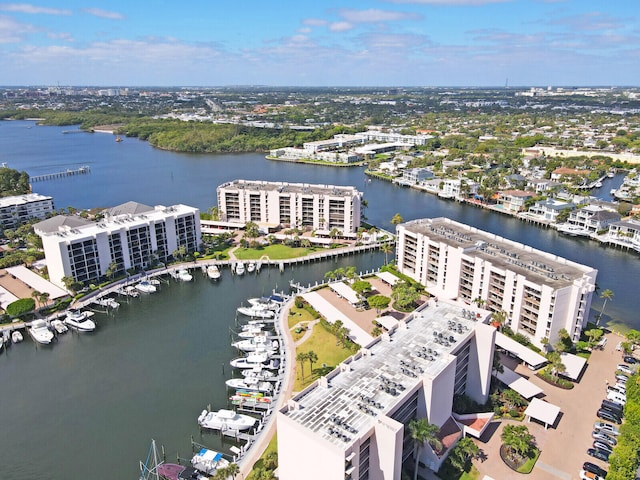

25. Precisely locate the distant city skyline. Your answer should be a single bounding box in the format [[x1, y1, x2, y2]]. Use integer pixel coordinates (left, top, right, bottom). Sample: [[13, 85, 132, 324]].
[[0, 0, 638, 87]]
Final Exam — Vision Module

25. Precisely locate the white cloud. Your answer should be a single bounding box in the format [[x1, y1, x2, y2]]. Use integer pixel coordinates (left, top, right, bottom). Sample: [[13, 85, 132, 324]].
[[329, 21, 353, 32], [302, 18, 327, 26], [0, 3, 71, 15], [82, 8, 124, 20], [298, 27, 312, 34], [46, 31, 74, 42], [0, 13, 38, 43], [339, 8, 420, 23]]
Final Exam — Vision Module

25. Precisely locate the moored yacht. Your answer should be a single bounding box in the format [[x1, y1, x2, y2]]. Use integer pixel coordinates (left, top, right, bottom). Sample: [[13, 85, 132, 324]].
[[237, 306, 275, 319], [190, 448, 229, 476], [28, 320, 54, 344], [64, 310, 96, 332], [11, 330, 23, 343], [135, 280, 157, 293], [247, 262, 256, 273], [247, 296, 280, 311], [234, 262, 245, 276], [225, 377, 273, 393], [177, 269, 193, 282], [197, 408, 257, 431], [206, 265, 221, 280], [50, 319, 68, 334]]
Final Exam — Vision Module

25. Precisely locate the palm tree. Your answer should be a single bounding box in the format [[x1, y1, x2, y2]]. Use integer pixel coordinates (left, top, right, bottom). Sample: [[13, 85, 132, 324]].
[[31, 290, 41, 308], [391, 213, 404, 226], [597, 288, 614, 325], [408, 418, 440, 480], [296, 352, 308, 382], [225, 463, 240, 479], [448, 436, 480, 472], [501, 424, 535, 462], [307, 351, 318, 376], [380, 242, 393, 265]]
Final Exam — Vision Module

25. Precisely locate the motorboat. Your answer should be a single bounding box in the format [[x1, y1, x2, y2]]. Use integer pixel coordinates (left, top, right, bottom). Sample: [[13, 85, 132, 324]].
[[232, 336, 278, 352], [11, 330, 23, 343], [50, 319, 68, 334], [28, 320, 54, 344], [237, 327, 275, 339], [64, 310, 96, 332], [230, 394, 272, 407], [197, 408, 257, 431], [235, 262, 245, 276], [190, 448, 229, 476], [237, 306, 275, 319], [240, 366, 278, 381], [225, 377, 273, 393], [595, 181, 603, 188], [206, 265, 221, 280], [177, 269, 193, 282], [124, 285, 140, 297], [231, 355, 279, 370], [247, 262, 256, 273], [135, 280, 157, 293], [247, 297, 280, 311], [607, 171, 615, 178], [93, 297, 120, 309], [240, 322, 267, 331]]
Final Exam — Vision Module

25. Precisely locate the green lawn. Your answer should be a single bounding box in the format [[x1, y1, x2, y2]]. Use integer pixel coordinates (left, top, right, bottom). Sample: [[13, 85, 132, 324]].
[[234, 244, 322, 260], [287, 305, 317, 329], [294, 325, 353, 391]]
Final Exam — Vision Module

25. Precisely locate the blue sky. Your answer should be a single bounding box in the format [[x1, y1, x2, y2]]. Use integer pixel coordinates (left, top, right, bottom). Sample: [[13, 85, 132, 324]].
[[0, 0, 638, 87]]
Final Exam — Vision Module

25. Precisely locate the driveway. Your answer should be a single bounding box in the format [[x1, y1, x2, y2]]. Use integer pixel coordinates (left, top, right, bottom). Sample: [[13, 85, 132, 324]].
[[471, 332, 624, 480]]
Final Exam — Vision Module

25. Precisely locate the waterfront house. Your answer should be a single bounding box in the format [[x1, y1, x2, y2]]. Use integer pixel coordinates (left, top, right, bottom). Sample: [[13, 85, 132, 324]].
[[605, 219, 640, 253], [563, 205, 621, 235], [497, 190, 535, 213], [527, 199, 576, 222], [400, 168, 434, 185]]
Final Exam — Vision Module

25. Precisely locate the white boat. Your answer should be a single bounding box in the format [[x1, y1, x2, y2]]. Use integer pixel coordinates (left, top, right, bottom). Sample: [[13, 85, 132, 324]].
[[191, 448, 230, 476], [64, 310, 96, 332], [240, 322, 267, 331], [247, 262, 256, 273], [93, 297, 120, 309], [177, 269, 193, 281], [197, 408, 257, 431], [240, 366, 278, 381], [235, 262, 245, 276], [237, 306, 275, 318], [135, 280, 157, 293], [247, 297, 280, 311], [607, 171, 615, 178], [124, 285, 140, 297], [595, 181, 603, 188], [50, 319, 68, 334], [11, 330, 23, 343], [230, 394, 273, 407], [611, 189, 617, 195], [237, 327, 274, 339], [149, 278, 161, 286], [28, 320, 54, 344], [206, 265, 221, 280], [225, 377, 273, 393], [230, 351, 271, 368], [232, 335, 279, 352], [231, 356, 280, 370]]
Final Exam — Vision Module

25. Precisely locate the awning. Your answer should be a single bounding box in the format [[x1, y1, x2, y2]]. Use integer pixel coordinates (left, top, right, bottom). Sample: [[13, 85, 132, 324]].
[[6, 266, 68, 299], [495, 331, 548, 369], [375, 271, 399, 286], [560, 352, 587, 381], [376, 316, 398, 331], [329, 282, 362, 306], [524, 398, 561, 430], [495, 367, 543, 399]]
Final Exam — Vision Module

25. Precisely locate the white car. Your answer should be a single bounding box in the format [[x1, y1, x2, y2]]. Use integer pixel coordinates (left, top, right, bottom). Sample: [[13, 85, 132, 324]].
[[617, 364, 634, 375], [607, 391, 626, 405], [594, 421, 620, 436]]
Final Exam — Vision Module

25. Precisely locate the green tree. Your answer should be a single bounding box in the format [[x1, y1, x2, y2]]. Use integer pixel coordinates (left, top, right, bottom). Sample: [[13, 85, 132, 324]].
[[501, 424, 535, 461], [307, 351, 318, 376], [244, 221, 260, 241], [6, 298, 35, 317], [408, 418, 441, 480], [296, 352, 308, 382], [491, 310, 507, 331], [391, 213, 404, 226], [105, 261, 119, 280], [31, 290, 41, 308], [351, 280, 372, 297], [367, 294, 391, 315], [448, 436, 480, 472], [597, 288, 614, 325], [372, 326, 383, 337], [380, 242, 394, 264], [584, 328, 604, 348], [546, 351, 566, 380]]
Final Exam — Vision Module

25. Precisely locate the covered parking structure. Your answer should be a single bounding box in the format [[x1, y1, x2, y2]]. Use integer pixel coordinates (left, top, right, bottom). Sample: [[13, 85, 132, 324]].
[[5, 266, 68, 300], [495, 331, 548, 370], [495, 366, 543, 399], [328, 281, 362, 307], [523, 397, 561, 430], [560, 352, 587, 381], [375, 270, 399, 286]]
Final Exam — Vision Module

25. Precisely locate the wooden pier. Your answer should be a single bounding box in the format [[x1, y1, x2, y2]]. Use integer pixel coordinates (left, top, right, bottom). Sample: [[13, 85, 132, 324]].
[[30, 166, 90, 182]]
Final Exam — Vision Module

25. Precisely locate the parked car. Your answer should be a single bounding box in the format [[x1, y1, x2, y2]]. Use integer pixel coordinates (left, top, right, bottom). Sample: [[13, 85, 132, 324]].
[[580, 470, 604, 480], [593, 441, 614, 453], [601, 399, 624, 416], [597, 409, 622, 424], [587, 448, 611, 462], [616, 373, 629, 383], [583, 462, 608, 478], [594, 421, 620, 436], [607, 391, 626, 405], [617, 364, 634, 375], [592, 431, 617, 446], [623, 355, 638, 365]]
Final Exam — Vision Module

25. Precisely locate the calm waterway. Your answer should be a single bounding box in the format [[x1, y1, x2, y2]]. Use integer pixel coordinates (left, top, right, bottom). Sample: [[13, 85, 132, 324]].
[[0, 120, 638, 479]]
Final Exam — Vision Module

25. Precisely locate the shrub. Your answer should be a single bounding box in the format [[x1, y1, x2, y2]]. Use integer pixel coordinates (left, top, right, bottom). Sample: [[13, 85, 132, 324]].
[[6, 297, 35, 317]]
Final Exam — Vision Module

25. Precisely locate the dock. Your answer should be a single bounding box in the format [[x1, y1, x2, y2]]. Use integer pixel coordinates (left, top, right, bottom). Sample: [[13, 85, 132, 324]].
[[30, 166, 90, 182]]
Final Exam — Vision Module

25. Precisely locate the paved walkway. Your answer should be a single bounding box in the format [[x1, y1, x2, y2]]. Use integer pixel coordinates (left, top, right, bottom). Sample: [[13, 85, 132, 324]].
[[293, 319, 320, 347]]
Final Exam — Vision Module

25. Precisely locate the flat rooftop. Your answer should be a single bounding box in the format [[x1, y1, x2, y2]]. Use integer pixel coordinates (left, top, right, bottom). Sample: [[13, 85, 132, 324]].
[[282, 300, 489, 448], [0, 193, 52, 208], [220, 180, 360, 197], [402, 217, 595, 288]]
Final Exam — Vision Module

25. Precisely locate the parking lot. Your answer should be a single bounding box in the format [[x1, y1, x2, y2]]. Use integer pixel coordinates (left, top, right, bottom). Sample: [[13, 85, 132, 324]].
[[472, 333, 627, 480]]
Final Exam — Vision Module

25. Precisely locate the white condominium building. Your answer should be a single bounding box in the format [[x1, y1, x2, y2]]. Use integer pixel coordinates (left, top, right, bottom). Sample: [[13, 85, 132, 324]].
[[217, 180, 362, 234], [278, 300, 495, 480], [0, 193, 54, 229], [396, 218, 597, 347], [34, 201, 200, 289]]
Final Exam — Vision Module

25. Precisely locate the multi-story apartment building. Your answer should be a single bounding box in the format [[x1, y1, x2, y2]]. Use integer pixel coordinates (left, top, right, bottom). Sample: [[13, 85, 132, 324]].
[[396, 218, 597, 347], [278, 300, 495, 480], [217, 180, 362, 234], [0, 193, 54, 229], [34, 201, 200, 289]]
